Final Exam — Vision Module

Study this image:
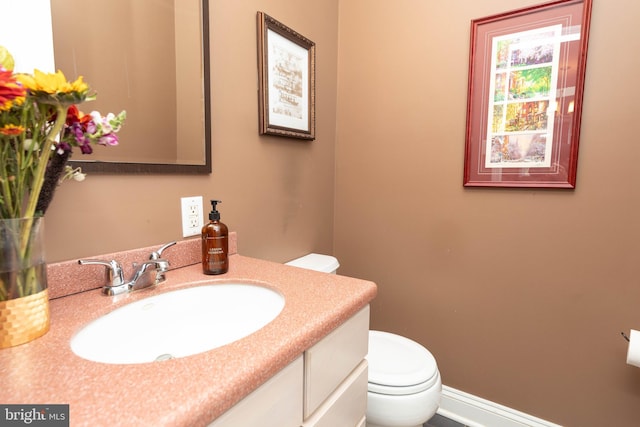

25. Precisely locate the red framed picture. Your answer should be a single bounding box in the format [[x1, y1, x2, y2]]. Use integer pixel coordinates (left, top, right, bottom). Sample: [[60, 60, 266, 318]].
[[463, 0, 593, 188]]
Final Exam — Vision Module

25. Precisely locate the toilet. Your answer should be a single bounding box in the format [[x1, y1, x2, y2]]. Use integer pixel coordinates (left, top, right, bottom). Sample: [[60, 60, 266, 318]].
[[285, 253, 442, 427]]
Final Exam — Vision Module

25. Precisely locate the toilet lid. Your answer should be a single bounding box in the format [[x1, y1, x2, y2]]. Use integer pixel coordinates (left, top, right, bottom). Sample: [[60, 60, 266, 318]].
[[367, 330, 438, 393]]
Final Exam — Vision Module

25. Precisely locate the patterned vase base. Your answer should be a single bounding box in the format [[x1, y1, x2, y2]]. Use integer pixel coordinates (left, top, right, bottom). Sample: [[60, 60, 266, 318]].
[[0, 289, 50, 348]]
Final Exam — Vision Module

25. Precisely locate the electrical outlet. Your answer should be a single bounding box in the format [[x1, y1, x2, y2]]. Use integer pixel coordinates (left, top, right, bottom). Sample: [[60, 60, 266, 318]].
[[180, 196, 204, 237]]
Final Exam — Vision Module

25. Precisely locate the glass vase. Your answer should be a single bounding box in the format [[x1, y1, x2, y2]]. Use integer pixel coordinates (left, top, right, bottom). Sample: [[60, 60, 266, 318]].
[[0, 217, 50, 348]]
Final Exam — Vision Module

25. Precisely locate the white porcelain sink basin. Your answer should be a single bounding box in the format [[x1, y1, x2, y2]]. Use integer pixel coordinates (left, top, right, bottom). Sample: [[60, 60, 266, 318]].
[[71, 283, 285, 364]]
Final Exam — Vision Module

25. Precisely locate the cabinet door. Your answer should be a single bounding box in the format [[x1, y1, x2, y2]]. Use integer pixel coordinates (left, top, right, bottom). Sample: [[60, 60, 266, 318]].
[[209, 356, 303, 427], [304, 306, 369, 417], [302, 360, 368, 427]]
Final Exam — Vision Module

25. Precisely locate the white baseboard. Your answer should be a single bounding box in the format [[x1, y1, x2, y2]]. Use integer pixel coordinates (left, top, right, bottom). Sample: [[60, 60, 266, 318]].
[[437, 385, 563, 427]]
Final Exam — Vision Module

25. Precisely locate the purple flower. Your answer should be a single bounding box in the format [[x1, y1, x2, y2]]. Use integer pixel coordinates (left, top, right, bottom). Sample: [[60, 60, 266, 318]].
[[55, 141, 72, 155], [79, 142, 93, 154], [98, 133, 119, 146], [86, 120, 96, 135]]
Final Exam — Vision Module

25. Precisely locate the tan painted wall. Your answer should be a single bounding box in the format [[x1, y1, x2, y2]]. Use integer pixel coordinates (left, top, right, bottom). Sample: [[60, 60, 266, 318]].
[[334, 1, 640, 426], [44, 0, 339, 263], [42, 0, 640, 425]]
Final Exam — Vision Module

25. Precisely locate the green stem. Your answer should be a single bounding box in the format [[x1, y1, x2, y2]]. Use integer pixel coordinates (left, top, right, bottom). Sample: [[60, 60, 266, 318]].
[[24, 105, 67, 220], [19, 105, 67, 254], [0, 142, 14, 217], [0, 217, 44, 299], [0, 105, 69, 300]]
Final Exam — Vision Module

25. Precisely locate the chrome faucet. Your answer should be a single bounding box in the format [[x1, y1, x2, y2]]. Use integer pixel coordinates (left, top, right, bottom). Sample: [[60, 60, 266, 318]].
[[79, 241, 177, 296]]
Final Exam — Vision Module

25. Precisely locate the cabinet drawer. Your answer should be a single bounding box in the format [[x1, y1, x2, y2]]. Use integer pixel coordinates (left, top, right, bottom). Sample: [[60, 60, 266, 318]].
[[302, 360, 368, 427], [209, 356, 303, 427], [304, 305, 369, 417]]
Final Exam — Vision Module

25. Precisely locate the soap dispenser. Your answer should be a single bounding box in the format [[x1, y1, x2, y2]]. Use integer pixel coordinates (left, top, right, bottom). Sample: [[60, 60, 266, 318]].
[[202, 200, 229, 275]]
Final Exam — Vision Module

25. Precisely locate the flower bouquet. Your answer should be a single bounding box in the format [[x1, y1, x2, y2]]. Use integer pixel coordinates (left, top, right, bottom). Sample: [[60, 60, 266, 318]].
[[0, 45, 125, 347]]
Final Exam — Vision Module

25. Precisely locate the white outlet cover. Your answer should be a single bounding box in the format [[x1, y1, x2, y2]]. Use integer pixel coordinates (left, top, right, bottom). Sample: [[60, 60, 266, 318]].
[[180, 196, 204, 237]]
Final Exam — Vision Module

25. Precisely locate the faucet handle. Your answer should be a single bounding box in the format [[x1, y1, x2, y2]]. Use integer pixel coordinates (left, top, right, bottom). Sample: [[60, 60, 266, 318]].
[[78, 259, 125, 287], [149, 241, 177, 260], [154, 258, 171, 273]]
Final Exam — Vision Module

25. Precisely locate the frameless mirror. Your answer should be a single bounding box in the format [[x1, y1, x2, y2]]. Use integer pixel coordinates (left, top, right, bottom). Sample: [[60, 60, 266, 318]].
[[51, 0, 211, 174]]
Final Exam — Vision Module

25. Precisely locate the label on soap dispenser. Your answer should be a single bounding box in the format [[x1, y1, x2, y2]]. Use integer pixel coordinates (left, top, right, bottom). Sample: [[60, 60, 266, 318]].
[[206, 236, 226, 256], [202, 233, 228, 274]]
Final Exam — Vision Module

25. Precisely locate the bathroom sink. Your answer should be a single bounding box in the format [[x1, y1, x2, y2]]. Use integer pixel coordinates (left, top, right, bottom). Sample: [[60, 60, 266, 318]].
[[70, 283, 285, 364]]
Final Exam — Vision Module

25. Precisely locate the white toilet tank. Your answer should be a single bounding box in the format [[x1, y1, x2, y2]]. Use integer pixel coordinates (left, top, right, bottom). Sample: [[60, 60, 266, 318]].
[[285, 253, 340, 274]]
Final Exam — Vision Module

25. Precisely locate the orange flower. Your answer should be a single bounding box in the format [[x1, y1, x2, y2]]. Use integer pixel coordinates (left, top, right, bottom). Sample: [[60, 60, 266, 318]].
[[0, 124, 25, 136], [0, 68, 26, 111]]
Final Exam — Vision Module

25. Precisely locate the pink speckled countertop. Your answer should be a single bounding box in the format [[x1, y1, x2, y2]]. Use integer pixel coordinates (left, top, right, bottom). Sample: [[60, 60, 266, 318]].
[[0, 237, 377, 427]]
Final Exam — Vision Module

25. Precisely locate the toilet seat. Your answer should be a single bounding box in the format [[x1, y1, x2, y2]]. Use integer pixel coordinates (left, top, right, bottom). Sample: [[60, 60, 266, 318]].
[[367, 330, 439, 396]]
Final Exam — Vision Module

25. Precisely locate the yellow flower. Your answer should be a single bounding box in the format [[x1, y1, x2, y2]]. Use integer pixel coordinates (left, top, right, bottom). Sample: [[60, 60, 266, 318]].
[[16, 69, 91, 105], [18, 69, 86, 93]]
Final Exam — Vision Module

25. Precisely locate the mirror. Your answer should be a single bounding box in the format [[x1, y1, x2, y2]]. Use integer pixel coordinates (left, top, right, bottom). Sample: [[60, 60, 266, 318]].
[[50, 0, 211, 174]]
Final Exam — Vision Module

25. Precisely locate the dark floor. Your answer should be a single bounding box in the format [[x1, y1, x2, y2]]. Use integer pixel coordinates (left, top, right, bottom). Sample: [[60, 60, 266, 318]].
[[424, 413, 468, 427]]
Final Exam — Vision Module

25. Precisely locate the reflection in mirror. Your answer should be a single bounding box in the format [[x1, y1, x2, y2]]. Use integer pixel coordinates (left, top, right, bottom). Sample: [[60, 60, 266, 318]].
[[51, 0, 211, 174]]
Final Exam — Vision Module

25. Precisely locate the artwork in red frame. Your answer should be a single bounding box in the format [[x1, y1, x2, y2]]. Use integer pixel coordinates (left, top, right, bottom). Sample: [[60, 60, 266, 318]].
[[463, 0, 592, 188]]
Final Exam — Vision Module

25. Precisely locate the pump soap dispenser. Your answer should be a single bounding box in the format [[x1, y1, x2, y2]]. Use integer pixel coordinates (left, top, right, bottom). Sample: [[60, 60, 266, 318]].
[[202, 199, 229, 275]]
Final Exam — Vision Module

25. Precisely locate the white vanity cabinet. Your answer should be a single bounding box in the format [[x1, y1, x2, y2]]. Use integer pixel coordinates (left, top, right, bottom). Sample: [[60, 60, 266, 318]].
[[209, 356, 304, 427], [209, 305, 370, 427], [302, 305, 369, 426]]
